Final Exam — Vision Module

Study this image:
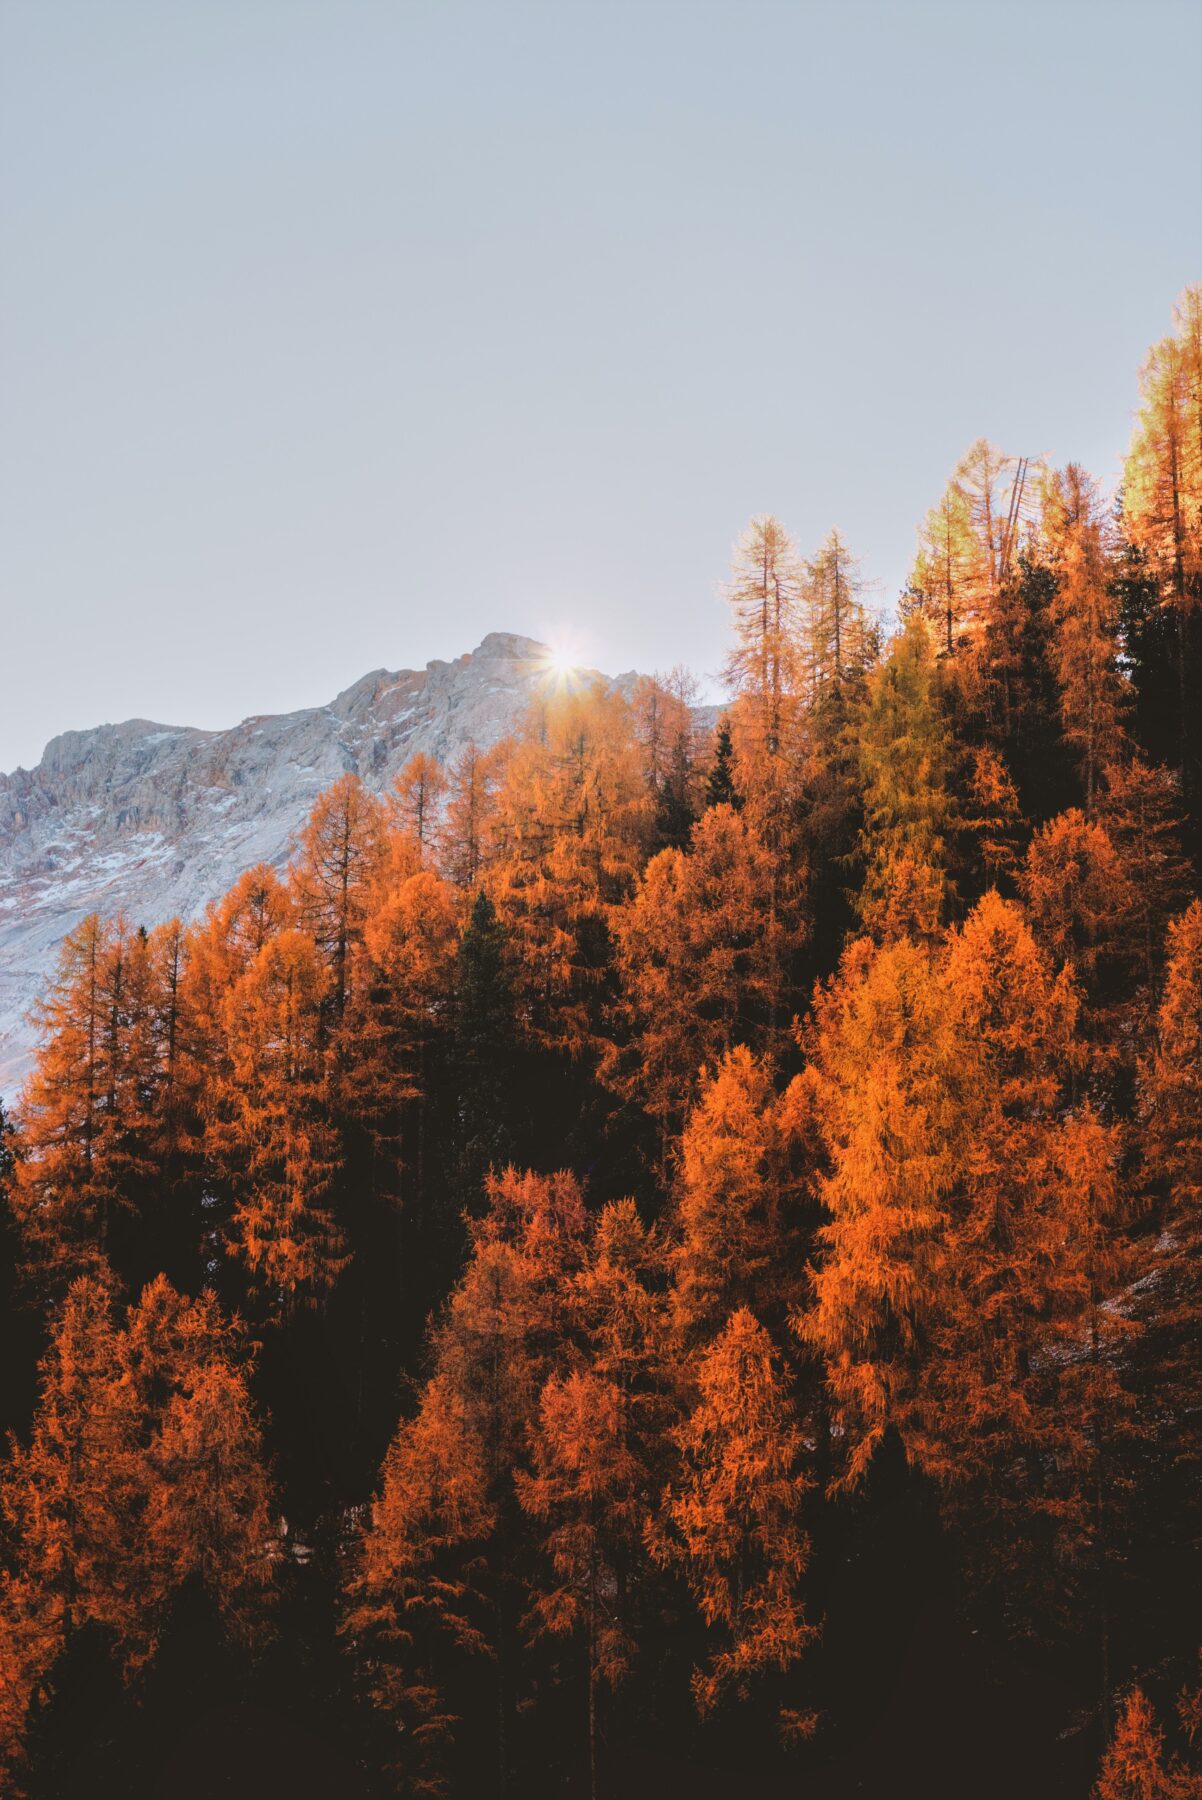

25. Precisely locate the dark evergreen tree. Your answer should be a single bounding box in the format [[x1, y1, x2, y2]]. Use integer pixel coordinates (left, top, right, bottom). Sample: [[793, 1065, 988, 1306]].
[[0, 1097, 14, 1195], [797, 654, 871, 985], [450, 891, 519, 1208], [1117, 533, 1202, 859], [973, 556, 1077, 825], [704, 718, 739, 811], [0, 1096, 36, 1440], [654, 727, 698, 850]]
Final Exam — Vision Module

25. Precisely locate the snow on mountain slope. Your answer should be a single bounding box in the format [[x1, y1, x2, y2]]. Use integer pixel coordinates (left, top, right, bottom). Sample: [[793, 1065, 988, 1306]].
[[0, 632, 611, 1097]]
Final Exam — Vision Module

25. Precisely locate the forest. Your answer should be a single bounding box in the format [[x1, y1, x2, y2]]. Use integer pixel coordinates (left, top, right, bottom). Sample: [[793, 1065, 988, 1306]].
[[0, 288, 1200, 1799]]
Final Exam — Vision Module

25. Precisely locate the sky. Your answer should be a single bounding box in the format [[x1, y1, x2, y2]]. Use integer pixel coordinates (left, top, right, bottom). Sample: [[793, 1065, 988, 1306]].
[[1, 0, 1199, 774]]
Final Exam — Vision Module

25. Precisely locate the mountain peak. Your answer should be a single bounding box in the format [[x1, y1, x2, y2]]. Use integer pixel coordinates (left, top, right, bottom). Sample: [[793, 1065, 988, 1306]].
[[470, 630, 549, 660]]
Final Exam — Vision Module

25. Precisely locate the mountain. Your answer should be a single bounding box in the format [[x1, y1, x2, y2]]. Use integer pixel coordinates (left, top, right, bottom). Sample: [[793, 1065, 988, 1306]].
[[0, 632, 625, 1097]]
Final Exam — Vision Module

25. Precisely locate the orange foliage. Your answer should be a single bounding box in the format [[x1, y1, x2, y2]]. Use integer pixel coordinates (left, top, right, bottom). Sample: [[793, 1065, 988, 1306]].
[[0, 1274, 274, 1782], [517, 1369, 645, 1722], [1123, 287, 1202, 613], [290, 772, 387, 1025], [1041, 464, 1129, 807], [485, 683, 651, 1055], [652, 1308, 814, 1716], [346, 1169, 591, 1786], [607, 805, 804, 1139], [672, 1047, 811, 1344], [13, 916, 171, 1286], [517, 1198, 668, 1742], [342, 867, 461, 1164], [390, 753, 448, 868], [1093, 1686, 1202, 1799], [437, 740, 502, 890], [8, 300, 1202, 1785], [804, 892, 1129, 1575], [212, 928, 347, 1305], [1022, 809, 1134, 1035]]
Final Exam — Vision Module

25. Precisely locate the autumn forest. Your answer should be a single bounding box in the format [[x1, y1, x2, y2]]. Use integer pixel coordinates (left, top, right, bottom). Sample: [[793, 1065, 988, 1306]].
[[2, 290, 1202, 1799]]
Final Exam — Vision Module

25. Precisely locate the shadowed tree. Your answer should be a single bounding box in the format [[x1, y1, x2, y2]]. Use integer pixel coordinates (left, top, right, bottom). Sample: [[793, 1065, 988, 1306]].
[[346, 1170, 589, 1794], [449, 890, 519, 1209], [704, 718, 739, 811], [0, 1274, 275, 1785], [1121, 287, 1202, 809]]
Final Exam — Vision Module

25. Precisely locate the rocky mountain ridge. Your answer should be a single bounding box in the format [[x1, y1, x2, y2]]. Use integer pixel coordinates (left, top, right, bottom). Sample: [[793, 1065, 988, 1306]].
[[0, 632, 619, 1096]]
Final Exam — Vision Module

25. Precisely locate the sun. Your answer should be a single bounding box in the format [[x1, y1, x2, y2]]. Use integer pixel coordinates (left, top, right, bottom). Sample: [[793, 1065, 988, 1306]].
[[539, 635, 585, 685]]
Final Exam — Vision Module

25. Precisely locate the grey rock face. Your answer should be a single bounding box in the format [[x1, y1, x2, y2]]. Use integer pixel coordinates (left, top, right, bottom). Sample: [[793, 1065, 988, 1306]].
[[0, 632, 571, 1096]]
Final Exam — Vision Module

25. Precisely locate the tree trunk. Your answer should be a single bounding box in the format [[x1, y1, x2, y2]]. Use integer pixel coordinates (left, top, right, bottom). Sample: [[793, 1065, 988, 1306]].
[[588, 1615, 599, 1800]]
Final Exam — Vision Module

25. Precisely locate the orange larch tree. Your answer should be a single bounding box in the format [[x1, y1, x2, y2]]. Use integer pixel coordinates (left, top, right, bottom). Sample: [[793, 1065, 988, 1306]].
[[1138, 900, 1202, 1509], [801, 932, 957, 1486], [346, 865, 461, 1208], [0, 1271, 276, 1784], [606, 804, 804, 1149], [804, 893, 1131, 1625], [906, 461, 976, 657], [0, 1273, 139, 1784], [437, 740, 502, 891], [117, 1274, 276, 1655], [344, 1368, 494, 1794], [12, 916, 162, 1289], [486, 683, 651, 1057], [290, 772, 388, 1030], [517, 1370, 646, 1800], [213, 928, 347, 1308], [853, 617, 955, 945], [801, 528, 878, 708], [516, 1198, 669, 1799], [346, 1169, 590, 1793], [921, 894, 1129, 1619], [184, 864, 295, 1093], [722, 515, 809, 850], [11, 915, 114, 1283], [907, 440, 1016, 659], [391, 753, 449, 870], [1093, 1684, 1201, 1800], [671, 1047, 811, 1347], [1040, 464, 1130, 810], [651, 1308, 814, 1724], [1122, 286, 1202, 794], [1022, 809, 1131, 986], [186, 865, 293, 1026], [723, 516, 804, 763], [0, 1274, 142, 1648]]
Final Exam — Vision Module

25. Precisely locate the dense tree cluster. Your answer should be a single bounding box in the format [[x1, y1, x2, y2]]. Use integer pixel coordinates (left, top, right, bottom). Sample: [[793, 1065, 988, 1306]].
[[1, 290, 1201, 1798]]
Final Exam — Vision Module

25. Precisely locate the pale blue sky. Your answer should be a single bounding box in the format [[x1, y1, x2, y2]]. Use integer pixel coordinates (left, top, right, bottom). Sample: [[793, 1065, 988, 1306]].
[[1, 0, 1198, 772]]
